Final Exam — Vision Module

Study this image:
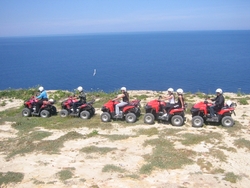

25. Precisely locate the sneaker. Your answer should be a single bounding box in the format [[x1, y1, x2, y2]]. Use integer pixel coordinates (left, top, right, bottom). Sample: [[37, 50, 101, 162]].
[[162, 113, 168, 117]]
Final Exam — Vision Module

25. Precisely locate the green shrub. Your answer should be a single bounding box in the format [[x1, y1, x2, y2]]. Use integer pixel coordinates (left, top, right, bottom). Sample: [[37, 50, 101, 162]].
[[234, 138, 250, 150], [180, 132, 222, 146], [80, 146, 117, 154], [87, 130, 99, 137], [140, 138, 195, 174], [0, 171, 24, 185], [195, 92, 206, 99], [56, 169, 73, 181], [0, 88, 37, 100], [102, 164, 126, 173], [2, 131, 84, 159], [132, 94, 148, 101], [0, 100, 6, 106], [238, 98, 249, 105], [223, 172, 241, 183], [48, 90, 72, 101], [100, 134, 131, 141], [136, 127, 158, 136]]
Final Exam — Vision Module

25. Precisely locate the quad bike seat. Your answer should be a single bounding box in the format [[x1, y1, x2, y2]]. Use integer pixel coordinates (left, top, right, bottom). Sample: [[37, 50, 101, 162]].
[[173, 105, 181, 109], [118, 102, 135, 110], [173, 103, 187, 109]]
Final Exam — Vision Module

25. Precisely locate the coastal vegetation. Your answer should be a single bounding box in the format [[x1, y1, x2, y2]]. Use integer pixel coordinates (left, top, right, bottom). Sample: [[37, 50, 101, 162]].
[[0, 88, 249, 186]]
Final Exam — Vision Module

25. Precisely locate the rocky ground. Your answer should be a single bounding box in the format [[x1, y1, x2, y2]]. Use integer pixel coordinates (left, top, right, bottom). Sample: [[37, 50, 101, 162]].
[[0, 91, 250, 188]]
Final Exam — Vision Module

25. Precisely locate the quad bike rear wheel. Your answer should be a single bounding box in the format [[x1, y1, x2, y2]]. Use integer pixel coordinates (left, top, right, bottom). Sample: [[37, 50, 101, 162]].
[[144, 113, 155, 124], [80, 111, 90, 120], [60, 109, 69, 117], [192, 116, 204, 127], [101, 112, 111, 122], [125, 113, 136, 123], [22, 108, 31, 117], [221, 116, 234, 127], [40, 110, 50, 118], [171, 115, 184, 126]]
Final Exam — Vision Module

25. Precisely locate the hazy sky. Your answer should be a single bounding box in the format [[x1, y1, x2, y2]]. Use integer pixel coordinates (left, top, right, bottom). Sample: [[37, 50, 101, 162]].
[[1, 0, 250, 37]]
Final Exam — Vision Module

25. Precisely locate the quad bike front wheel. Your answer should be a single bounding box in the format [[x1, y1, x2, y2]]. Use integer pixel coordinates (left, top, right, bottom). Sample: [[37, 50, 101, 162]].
[[171, 115, 184, 126], [80, 111, 90, 120], [90, 107, 95, 116], [50, 106, 57, 116], [221, 116, 234, 127], [125, 113, 136, 123], [22, 108, 31, 117], [144, 113, 155, 124], [192, 116, 204, 127], [40, 110, 50, 118], [60, 109, 69, 118], [101, 112, 111, 122], [135, 108, 141, 117]]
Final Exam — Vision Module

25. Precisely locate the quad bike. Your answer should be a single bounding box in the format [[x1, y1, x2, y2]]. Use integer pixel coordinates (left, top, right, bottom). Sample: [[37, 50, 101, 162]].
[[144, 97, 186, 126], [59, 96, 95, 120], [190, 99, 236, 127], [101, 99, 141, 123], [22, 96, 57, 118]]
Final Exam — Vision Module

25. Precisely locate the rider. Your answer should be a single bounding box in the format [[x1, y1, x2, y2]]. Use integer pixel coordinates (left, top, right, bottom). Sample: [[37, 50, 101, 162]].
[[35, 86, 48, 113], [175, 88, 185, 109], [162, 88, 175, 117], [72, 86, 86, 114], [209, 88, 225, 117], [112, 87, 129, 117]]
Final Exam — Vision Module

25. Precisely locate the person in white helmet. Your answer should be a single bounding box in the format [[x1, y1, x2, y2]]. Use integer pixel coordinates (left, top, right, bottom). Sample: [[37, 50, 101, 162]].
[[175, 88, 185, 109], [162, 88, 175, 117], [35, 86, 48, 113], [112, 87, 129, 117], [209, 88, 225, 117], [72, 86, 86, 114]]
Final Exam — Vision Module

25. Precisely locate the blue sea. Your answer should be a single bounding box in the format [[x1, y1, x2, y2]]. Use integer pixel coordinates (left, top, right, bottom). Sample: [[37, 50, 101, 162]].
[[0, 30, 250, 93]]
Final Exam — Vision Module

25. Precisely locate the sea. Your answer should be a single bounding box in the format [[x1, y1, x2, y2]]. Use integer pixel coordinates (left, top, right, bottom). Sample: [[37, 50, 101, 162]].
[[0, 30, 250, 94]]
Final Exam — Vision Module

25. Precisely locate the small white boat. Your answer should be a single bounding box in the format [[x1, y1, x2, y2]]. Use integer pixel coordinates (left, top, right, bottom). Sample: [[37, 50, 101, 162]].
[[93, 69, 96, 76]]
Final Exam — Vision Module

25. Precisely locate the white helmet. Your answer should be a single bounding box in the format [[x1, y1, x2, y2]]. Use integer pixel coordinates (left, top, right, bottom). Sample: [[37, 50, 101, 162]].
[[38, 86, 44, 92], [216, 88, 223, 94], [167, 88, 174, 93], [121, 87, 126, 92], [77, 86, 83, 92], [177, 88, 183, 94], [49, 99, 54, 103]]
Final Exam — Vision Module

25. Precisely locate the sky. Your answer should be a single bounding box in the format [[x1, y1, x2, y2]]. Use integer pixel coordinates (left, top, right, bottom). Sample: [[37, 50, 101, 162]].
[[1, 0, 250, 37]]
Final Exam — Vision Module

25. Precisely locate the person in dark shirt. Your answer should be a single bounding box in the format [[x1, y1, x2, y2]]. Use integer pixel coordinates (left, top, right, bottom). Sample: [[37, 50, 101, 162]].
[[112, 87, 129, 117], [72, 86, 86, 114], [175, 88, 185, 109], [209, 88, 225, 117]]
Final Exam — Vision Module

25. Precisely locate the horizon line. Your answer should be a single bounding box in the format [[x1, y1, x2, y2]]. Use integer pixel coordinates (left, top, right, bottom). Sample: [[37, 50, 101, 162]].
[[1, 29, 250, 39]]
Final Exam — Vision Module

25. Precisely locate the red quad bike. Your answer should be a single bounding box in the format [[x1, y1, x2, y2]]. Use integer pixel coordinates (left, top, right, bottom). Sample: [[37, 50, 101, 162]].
[[101, 99, 141, 123], [59, 96, 95, 120], [22, 96, 57, 118], [144, 97, 186, 126], [190, 100, 236, 128]]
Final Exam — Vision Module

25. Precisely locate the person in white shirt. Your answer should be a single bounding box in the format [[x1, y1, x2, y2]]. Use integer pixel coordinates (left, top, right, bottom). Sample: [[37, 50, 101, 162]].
[[162, 88, 175, 117]]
